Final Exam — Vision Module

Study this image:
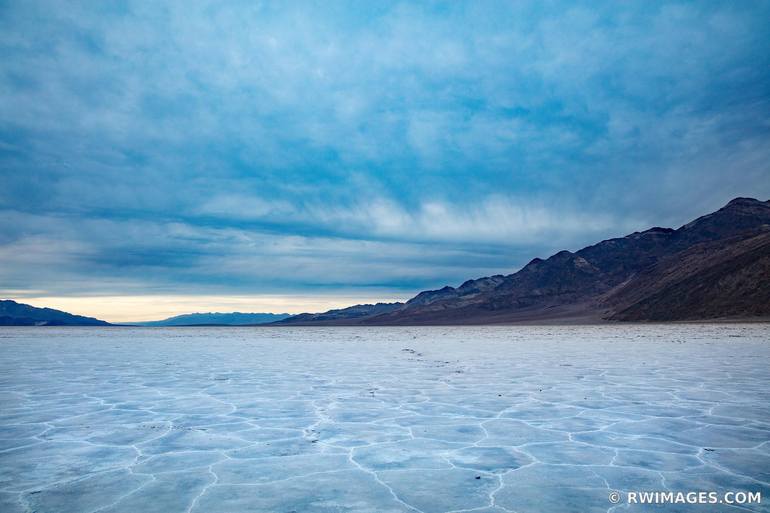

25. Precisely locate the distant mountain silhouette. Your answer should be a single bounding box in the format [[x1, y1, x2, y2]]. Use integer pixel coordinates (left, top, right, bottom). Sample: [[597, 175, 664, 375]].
[[134, 312, 291, 326], [278, 303, 402, 324], [0, 300, 111, 326], [276, 197, 770, 325]]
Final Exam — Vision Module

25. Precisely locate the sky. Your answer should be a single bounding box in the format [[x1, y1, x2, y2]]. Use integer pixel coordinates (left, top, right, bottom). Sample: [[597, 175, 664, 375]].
[[1, 1, 769, 322]]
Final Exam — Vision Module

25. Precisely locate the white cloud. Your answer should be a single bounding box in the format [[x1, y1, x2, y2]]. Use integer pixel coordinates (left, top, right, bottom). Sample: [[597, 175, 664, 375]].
[[191, 191, 643, 246]]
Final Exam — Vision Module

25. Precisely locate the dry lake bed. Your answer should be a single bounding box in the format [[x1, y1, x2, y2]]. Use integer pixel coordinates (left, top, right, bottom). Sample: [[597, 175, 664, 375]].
[[0, 325, 768, 512]]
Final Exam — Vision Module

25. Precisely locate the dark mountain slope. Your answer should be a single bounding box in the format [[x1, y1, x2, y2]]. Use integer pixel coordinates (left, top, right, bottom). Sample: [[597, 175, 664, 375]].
[[0, 300, 111, 326], [607, 229, 770, 321]]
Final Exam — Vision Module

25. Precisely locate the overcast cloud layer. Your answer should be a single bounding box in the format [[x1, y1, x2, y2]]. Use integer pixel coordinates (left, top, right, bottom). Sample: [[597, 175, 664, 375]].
[[1, 1, 770, 316]]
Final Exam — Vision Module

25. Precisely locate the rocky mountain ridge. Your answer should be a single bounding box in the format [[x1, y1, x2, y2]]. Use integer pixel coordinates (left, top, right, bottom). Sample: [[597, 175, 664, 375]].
[[276, 197, 770, 324]]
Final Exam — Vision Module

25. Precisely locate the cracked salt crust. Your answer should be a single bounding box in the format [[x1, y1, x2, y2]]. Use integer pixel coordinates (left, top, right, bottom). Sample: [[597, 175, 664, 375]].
[[0, 325, 768, 513]]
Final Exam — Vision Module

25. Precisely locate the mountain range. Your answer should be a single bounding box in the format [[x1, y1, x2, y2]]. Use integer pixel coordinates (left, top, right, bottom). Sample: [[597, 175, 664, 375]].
[[0, 300, 111, 326], [0, 304, 293, 327], [133, 312, 290, 326], [276, 197, 770, 325]]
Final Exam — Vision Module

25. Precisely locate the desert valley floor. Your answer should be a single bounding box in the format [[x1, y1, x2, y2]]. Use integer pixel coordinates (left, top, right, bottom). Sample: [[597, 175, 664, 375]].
[[0, 325, 768, 513]]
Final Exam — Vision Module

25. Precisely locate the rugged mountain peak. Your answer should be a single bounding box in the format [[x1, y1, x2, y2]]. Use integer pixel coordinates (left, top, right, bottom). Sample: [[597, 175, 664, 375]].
[[458, 275, 505, 289], [678, 197, 770, 242], [405, 286, 457, 306], [722, 197, 768, 209], [550, 250, 574, 259], [628, 227, 675, 238]]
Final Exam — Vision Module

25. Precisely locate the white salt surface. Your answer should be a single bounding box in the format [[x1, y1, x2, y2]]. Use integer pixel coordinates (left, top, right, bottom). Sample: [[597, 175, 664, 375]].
[[0, 325, 768, 512]]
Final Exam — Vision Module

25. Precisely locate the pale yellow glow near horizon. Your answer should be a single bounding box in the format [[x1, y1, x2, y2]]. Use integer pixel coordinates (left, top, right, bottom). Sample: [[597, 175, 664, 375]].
[[15, 294, 408, 323]]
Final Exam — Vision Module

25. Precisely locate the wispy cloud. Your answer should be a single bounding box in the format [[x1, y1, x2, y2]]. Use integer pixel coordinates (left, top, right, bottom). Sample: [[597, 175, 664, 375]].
[[198, 193, 640, 244]]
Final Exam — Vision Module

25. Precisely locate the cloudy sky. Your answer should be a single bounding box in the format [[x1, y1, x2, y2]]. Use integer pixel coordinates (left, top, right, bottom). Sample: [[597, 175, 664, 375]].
[[1, 1, 769, 321]]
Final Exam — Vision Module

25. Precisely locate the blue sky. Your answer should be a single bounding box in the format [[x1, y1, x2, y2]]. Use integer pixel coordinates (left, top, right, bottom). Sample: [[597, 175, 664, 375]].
[[1, 1, 769, 320]]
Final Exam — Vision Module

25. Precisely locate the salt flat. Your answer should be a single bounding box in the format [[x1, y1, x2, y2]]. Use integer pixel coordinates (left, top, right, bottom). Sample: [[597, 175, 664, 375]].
[[0, 325, 768, 513]]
